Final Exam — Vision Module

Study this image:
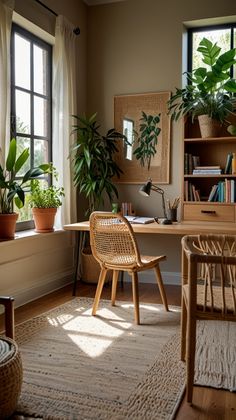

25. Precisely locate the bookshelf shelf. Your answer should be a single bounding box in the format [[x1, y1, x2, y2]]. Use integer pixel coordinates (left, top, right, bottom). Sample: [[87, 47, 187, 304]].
[[182, 118, 236, 222]]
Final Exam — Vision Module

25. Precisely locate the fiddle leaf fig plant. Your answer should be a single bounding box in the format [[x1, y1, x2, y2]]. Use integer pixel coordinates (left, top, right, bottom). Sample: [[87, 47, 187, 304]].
[[0, 138, 49, 214], [70, 113, 128, 215], [168, 37, 236, 130], [133, 111, 161, 169]]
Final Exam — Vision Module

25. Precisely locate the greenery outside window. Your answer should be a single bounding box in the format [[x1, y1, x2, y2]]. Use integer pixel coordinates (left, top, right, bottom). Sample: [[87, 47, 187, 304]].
[[11, 23, 52, 230]]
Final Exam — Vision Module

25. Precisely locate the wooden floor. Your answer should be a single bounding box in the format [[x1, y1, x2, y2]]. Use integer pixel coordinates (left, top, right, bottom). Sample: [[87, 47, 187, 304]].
[[1, 281, 236, 420]]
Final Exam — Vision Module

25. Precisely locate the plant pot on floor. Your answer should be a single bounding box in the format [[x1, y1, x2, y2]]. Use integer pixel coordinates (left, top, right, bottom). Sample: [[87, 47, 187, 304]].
[[0, 213, 18, 240], [32, 208, 57, 233], [198, 115, 221, 138], [81, 247, 111, 284]]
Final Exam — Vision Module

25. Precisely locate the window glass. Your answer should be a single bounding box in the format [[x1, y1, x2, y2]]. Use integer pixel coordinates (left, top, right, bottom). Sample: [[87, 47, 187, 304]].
[[34, 45, 47, 95], [34, 96, 48, 137], [15, 90, 31, 134], [34, 139, 49, 167], [14, 33, 30, 89]]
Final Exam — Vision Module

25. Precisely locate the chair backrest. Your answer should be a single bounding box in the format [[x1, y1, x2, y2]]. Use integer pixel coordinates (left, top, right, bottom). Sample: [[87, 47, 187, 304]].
[[89, 212, 142, 268], [182, 234, 236, 318]]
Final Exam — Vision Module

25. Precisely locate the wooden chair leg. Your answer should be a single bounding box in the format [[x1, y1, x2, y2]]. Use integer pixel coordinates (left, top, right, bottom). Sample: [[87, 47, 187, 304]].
[[180, 294, 187, 362], [154, 265, 169, 311], [111, 270, 119, 306], [186, 314, 197, 404], [131, 272, 140, 325], [92, 268, 107, 316], [0, 297, 14, 339]]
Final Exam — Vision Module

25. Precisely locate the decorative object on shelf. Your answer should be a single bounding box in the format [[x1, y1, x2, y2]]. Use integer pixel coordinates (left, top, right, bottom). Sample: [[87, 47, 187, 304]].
[[114, 92, 171, 183], [0, 138, 49, 240], [70, 113, 128, 216], [139, 179, 172, 224], [168, 37, 236, 138], [133, 112, 161, 169], [28, 165, 64, 233]]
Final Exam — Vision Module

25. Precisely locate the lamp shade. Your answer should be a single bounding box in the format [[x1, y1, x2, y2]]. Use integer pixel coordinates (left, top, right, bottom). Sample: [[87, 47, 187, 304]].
[[139, 181, 152, 196]]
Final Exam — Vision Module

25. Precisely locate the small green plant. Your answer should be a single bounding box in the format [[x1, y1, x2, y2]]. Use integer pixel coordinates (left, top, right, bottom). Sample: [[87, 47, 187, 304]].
[[133, 112, 161, 169], [0, 138, 49, 214], [29, 165, 64, 208]]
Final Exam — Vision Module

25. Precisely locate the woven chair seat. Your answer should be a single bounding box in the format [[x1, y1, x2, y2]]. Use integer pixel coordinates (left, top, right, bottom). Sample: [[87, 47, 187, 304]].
[[0, 337, 23, 419]]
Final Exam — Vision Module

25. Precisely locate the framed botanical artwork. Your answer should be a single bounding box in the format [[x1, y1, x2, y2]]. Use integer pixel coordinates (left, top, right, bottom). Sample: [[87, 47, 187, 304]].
[[114, 91, 171, 184]]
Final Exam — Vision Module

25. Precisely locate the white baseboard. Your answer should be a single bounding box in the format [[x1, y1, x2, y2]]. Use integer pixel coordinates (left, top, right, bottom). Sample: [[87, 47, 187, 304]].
[[11, 270, 73, 309], [122, 271, 181, 285]]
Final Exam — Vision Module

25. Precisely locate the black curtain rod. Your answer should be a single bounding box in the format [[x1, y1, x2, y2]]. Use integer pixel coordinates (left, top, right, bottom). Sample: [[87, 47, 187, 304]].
[[35, 0, 80, 35]]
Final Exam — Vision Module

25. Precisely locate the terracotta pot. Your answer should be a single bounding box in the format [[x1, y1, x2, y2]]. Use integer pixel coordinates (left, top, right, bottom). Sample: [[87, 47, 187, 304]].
[[198, 115, 221, 138], [32, 208, 57, 233], [0, 213, 18, 240]]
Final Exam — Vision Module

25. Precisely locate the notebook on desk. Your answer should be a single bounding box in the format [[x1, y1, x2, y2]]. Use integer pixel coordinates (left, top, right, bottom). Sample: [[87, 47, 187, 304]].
[[125, 216, 155, 224]]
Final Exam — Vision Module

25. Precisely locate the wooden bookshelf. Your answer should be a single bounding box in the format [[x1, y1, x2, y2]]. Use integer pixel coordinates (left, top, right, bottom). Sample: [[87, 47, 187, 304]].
[[182, 117, 236, 223]]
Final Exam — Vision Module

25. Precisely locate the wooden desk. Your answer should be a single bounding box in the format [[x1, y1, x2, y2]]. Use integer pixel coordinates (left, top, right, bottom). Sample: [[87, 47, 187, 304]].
[[64, 221, 236, 295]]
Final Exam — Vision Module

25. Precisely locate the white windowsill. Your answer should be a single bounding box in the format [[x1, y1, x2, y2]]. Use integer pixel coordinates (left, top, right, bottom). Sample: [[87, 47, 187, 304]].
[[0, 228, 67, 246]]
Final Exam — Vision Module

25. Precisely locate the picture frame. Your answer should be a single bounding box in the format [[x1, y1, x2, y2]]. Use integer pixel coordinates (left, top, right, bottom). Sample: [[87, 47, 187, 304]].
[[114, 91, 171, 184]]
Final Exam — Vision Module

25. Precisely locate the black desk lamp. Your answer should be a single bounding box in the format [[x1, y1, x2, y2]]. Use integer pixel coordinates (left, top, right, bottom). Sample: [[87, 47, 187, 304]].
[[139, 179, 172, 224]]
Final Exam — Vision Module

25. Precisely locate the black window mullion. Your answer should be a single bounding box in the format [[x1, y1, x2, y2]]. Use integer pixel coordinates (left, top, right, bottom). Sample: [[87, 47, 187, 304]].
[[30, 40, 34, 169]]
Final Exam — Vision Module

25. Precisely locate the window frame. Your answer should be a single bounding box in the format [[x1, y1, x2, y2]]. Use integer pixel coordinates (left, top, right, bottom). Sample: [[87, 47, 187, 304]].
[[188, 23, 236, 74], [10, 23, 52, 230]]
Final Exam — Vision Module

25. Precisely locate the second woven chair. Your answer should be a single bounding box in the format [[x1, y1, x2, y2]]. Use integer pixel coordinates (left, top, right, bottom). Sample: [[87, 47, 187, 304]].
[[89, 211, 169, 324]]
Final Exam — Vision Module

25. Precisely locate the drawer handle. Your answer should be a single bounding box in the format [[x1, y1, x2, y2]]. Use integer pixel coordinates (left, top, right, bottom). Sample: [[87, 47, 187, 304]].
[[201, 210, 216, 214]]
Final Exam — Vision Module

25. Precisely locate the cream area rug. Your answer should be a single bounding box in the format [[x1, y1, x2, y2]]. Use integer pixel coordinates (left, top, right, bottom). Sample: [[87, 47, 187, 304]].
[[15, 298, 185, 419], [14, 298, 236, 419]]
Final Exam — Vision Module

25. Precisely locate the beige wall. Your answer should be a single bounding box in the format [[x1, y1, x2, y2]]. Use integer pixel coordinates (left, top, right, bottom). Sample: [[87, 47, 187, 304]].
[[86, 0, 236, 277]]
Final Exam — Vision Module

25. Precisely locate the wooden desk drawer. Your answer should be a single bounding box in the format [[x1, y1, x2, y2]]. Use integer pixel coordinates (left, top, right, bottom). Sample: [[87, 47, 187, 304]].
[[183, 203, 235, 222]]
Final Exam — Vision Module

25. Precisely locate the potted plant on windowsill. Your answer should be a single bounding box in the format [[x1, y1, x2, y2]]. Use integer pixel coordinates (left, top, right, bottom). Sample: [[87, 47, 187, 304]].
[[0, 138, 49, 240], [168, 37, 236, 137], [28, 165, 64, 233]]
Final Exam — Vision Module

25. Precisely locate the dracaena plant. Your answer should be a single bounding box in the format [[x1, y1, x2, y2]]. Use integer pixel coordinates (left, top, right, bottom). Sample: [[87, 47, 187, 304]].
[[0, 138, 49, 214], [70, 113, 128, 215], [168, 37, 236, 132]]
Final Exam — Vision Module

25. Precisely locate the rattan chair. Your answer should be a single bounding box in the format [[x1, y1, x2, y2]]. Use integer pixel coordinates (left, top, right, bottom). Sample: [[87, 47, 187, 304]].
[[89, 211, 169, 324], [0, 296, 14, 339], [181, 234, 236, 404]]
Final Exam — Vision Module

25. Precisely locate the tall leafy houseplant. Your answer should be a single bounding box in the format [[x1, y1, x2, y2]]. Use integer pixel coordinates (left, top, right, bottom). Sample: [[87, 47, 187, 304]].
[[0, 138, 49, 239], [168, 38, 236, 135], [70, 113, 127, 215]]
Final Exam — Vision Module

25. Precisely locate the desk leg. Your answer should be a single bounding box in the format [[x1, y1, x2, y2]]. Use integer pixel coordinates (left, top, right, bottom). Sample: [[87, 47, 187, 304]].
[[72, 231, 86, 296]]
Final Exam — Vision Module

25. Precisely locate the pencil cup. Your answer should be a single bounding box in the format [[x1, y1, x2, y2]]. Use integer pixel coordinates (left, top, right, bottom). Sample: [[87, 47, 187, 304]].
[[167, 208, 177, 222]]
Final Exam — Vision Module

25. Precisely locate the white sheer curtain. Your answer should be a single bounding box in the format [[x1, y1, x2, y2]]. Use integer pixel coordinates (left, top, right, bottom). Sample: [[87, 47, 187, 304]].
[[53, 15, 77, 227], [0, 0, 14, 163]]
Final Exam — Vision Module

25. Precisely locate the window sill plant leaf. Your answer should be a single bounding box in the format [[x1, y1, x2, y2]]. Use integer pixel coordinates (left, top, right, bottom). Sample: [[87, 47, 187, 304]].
[[0, 138, 50, 214]]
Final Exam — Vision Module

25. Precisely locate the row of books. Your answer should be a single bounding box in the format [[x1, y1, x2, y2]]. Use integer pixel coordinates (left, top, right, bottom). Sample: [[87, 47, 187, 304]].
[[184, 180, 236, 202], [208, 180, 236, 203], [184, 181, 200, 201], [184, 152, 236, 175]]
